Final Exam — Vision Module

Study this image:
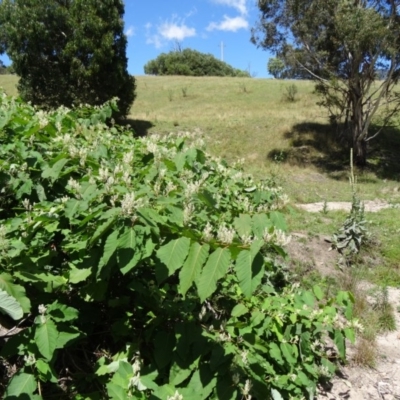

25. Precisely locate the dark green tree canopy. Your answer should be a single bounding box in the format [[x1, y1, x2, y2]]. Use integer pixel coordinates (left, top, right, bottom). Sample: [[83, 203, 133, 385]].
[[144, 48, 250, 77], [0, 0, 135, 116], [252, 0, 400, 166]]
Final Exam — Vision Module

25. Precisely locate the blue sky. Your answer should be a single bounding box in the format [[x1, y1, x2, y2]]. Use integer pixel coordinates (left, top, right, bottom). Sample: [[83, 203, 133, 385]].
[[0, 0, 272, 78], [124, 0, 271, 77]]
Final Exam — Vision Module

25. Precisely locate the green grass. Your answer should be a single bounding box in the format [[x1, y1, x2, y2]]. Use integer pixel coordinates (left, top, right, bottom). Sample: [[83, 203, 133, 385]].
[[0, 74, 18, 97]]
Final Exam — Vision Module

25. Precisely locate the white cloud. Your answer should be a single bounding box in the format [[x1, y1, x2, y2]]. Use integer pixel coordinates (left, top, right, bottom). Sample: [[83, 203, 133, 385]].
[[145, 16, 196, 48], [207, 15, 248, 32], [159, 21, 196, 41], [125, 26, 135, 37], [211, 0, 248, 15], [146, 34, 163, 49]]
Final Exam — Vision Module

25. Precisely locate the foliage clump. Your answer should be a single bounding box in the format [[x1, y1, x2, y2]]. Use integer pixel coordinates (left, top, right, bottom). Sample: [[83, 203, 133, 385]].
[[0, 92, 356, 399], [0, 0, 135, 117], [144, 48, 250, 77]]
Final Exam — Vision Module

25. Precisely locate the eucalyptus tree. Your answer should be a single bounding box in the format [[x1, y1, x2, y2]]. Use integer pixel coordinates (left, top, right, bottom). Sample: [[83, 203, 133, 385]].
[[0, 0, 135, 116], [252, 0, 400, 166], [267, 57, 285, 79]]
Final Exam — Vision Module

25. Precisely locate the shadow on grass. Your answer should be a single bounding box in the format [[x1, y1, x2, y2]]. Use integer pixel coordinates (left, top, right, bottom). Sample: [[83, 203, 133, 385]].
[[268, 121, 400, 181], [119, 118, 154, 137]]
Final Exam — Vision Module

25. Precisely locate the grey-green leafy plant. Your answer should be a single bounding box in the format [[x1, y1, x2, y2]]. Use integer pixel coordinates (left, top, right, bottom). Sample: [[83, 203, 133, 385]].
[[0, 0, 135, 116], [322, 199, 329, 215], [331, 151, 369, 264], [251, 0, 400, 166], [0, 92, 356, 399]]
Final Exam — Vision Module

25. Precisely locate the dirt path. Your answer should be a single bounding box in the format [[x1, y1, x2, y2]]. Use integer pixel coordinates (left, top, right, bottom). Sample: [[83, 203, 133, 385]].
[[317, 286, 400, 400], [297, 200, 395, 213]]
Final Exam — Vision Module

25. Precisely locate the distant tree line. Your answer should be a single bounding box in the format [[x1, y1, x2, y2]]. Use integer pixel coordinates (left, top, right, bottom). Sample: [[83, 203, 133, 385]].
[[268, 57, 389, 81], [267, 57, 311, 79], [144, 48, 250, 77]]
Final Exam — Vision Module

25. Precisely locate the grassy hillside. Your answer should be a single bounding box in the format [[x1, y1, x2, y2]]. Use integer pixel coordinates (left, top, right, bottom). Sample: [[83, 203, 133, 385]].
[[129, 76, 399, 201]]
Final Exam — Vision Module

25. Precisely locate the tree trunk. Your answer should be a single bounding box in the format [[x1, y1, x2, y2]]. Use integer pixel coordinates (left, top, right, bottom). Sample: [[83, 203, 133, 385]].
[[351, 84, 368, 167], [353, 137, 367, 167]]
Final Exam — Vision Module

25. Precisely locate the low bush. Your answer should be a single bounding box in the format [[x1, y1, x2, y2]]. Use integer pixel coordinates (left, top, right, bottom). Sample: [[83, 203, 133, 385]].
[[0, 92, 356, 399], [144, 49, 250, 77]]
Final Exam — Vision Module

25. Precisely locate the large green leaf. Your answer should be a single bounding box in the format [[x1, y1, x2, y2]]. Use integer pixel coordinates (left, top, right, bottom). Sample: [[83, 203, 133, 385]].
[[64, 199, 89, 220], [197, 248, 231, 302], [271, 388, 284, 400], [117, 227, 143, 274], [270, 211, 287, 231], [5, 372, 37, 397], [179, 242, 209, 296], [69, 267, 92, 284], [234, 240, 264, 298], [41, 158, 68, 180], [156, 237, 190, 276], [334, 329, 346, 359], [0, 273, 31, 313], [107, 383, 128, 400], [47, 302, 78, 322], [0, 289, 23, 320], [234, 214, 252, 239], [88, 211, 118, 245], [34, 318, 58, 360], [118, 227, 136, 249], [56, 327, 81, 349], [79, 182, 98, 201], [280, 342, 296, 365], [154, 331, 176, 369], [252, 213, 272, 238], [36, 359, 58, 383], [97, 229, 120, 275]]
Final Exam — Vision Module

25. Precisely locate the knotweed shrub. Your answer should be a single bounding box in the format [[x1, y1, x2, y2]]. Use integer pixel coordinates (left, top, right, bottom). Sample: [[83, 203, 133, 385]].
[[0, 92, 357, 399]]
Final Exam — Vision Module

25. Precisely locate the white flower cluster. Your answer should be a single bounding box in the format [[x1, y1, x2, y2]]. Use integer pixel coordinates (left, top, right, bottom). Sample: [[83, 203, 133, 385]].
[[263, 228, 291, 246], [240, 349, 249, 365], [38, 304, 47, 323], [0, 225, 9, 257], [36, 110, 49, 129], [120, 192, 146, 218], [67, 178, 81, 196], [318, 364, 332, 378], [217, 224, 235, 245], [167, 391, 183, 400], [22, 198, 33, 211], [129, 355, 147, 392], [183, 202, 195, 226], [184, 180, 202, 198], [242, 379, 252, 400], [23, 353, 36, 366]]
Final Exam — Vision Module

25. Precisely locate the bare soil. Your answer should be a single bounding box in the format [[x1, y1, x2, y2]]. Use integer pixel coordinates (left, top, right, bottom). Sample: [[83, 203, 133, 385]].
[[297, 200, 394, 213], [317, 287, 400, 400], [287, 220, 400, 399]]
